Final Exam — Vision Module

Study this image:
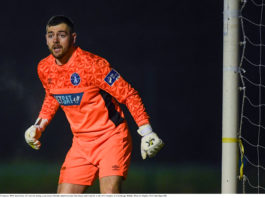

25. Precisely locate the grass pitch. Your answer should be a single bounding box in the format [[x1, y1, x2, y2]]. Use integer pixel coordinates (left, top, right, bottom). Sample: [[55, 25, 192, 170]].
[[0, 160, 220, 193]]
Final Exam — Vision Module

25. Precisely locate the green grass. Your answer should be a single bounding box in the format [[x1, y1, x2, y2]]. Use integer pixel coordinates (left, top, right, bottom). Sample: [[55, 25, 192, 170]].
[[122, 163, 220, 193], [0, 160, 220, 193], [0, 160, 60, 193]]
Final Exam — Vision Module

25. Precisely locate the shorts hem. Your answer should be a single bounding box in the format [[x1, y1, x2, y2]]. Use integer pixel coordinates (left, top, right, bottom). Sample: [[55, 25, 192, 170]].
[[58, 180, 93, 186], [99, 173, 127, 180]]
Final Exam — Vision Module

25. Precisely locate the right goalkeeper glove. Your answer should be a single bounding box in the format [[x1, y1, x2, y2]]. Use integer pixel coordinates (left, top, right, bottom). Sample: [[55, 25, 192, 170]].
[[25, 118, 48, 150]]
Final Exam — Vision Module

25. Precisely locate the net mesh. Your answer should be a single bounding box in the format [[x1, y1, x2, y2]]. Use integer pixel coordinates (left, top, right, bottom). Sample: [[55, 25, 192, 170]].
[[238, 0, 265, 193]]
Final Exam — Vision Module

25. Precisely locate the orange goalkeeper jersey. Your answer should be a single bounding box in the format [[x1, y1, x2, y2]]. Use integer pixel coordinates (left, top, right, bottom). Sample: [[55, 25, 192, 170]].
[[37, 47, 149, 134]]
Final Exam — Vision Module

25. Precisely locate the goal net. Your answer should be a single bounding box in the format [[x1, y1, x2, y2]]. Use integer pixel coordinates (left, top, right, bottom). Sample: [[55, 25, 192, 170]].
[[238, 0, 265, 193]]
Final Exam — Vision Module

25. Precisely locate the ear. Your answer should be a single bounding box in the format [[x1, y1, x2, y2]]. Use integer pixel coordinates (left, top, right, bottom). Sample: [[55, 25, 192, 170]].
[[72, 32, 77, 44]]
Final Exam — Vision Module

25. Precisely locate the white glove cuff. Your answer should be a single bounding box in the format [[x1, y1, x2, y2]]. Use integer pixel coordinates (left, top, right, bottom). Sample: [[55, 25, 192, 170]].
[[137, 124, 153, 136], [34, 118, 48, 132]]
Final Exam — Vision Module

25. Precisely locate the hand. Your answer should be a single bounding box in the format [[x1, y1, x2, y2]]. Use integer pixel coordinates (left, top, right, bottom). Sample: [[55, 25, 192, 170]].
[[24, 125, 42, 150], [137, 124, 164, 160], [24, 118, 48, 150], [140, 132, 164, 159]]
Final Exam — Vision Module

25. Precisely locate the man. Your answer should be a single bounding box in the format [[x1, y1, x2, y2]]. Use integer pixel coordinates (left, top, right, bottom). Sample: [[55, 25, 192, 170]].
[[25, 15, 164, 194]]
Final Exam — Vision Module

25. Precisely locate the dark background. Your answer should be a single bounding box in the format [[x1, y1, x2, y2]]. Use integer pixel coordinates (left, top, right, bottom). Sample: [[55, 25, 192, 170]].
[[0, 0, 223, 193]]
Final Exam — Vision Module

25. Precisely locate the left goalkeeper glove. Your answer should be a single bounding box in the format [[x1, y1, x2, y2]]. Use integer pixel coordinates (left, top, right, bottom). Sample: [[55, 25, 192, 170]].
[[137, 124, 164, 160]]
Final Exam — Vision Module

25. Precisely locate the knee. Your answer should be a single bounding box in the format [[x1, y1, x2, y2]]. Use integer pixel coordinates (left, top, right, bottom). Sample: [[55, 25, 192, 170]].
[[100, 183, 121, 194], [57, 183, 87, 193], [100, 176, 122, 193]]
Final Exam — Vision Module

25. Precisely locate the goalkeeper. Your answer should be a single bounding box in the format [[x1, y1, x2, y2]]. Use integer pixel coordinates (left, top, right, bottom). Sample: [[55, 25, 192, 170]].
[[25, 15, 164, 194]]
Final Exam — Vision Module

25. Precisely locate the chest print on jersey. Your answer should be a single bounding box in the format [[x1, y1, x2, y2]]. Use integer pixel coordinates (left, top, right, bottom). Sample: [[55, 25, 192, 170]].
[[70, 73, 81, 86], [53, 92, 84, 106]]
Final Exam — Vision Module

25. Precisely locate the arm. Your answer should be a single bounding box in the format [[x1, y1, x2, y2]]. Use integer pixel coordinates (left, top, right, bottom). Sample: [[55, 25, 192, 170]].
[[92, 58, 164, 159], [37, 61, 60, 123], [37, 89, 60, 123], [25, 63, 59, 150]]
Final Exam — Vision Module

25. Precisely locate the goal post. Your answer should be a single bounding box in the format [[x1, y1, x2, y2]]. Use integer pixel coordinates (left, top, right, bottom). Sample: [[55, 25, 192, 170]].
[[222, 0, 240, 193]]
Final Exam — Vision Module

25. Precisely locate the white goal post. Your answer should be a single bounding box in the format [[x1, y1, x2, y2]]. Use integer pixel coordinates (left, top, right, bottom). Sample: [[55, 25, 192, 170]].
[[222, 0, 240, 193]]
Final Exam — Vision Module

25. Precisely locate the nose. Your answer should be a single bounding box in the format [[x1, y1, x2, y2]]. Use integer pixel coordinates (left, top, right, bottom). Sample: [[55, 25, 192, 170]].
[[53, 35, 59, 43]]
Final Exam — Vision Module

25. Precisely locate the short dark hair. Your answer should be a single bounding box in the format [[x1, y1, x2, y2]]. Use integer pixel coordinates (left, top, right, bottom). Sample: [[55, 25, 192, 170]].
[[46, 15, 75, 33]]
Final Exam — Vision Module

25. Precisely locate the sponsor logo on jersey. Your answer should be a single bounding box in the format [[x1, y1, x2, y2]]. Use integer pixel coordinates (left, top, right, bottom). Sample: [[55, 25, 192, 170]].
[[70, 73, 81, 86], [53, 92, 84, 106], [104, 69, 120, 86]]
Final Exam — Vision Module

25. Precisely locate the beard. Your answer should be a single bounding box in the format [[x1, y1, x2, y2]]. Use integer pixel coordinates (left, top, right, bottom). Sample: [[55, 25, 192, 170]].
[[49, 45, 66, 59]]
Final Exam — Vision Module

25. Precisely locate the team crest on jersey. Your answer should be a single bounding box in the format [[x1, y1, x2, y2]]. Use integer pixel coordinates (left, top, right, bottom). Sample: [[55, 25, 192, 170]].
[[53, 92, 84, 106], [104, 69, 120, 86], [71, 73, 81, 86]]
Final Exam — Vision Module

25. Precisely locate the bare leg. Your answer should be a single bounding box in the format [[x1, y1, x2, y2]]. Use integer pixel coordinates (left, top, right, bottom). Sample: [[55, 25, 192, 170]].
[[99, 176, 122, 193], [57, 183, 88, 193]]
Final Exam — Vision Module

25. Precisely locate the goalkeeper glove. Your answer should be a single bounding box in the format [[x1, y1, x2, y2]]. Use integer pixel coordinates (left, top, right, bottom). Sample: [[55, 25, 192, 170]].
[[137, 124, 164, 160], [24, 118, 48, 150]]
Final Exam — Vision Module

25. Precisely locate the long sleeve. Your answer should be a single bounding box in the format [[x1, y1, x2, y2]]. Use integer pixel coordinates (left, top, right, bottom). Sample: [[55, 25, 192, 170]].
[[37, 63, 60, 123], [91, 57, 150, 127]]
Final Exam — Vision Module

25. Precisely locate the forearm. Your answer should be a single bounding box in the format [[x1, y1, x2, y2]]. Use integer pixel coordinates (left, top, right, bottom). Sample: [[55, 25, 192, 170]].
[[38, 91, 59, 124], [124, 90, 150, 127]]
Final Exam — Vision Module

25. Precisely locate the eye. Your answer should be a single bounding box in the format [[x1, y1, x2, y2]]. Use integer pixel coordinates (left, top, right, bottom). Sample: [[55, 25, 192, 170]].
[[47, 34, 53, 39], [59, 33, 66, 38]]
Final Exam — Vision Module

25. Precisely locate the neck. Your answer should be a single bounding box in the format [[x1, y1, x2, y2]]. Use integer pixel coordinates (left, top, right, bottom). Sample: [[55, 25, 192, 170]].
[[55, 46, 75, 65]]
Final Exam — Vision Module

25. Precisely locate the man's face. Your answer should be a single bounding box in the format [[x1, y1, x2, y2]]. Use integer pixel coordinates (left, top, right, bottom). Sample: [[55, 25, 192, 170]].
[[46, 23, 76, 60]]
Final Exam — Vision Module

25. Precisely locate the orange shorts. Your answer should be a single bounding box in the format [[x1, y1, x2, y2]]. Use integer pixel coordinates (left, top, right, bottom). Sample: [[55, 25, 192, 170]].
[[58, 123, 132, 186]]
